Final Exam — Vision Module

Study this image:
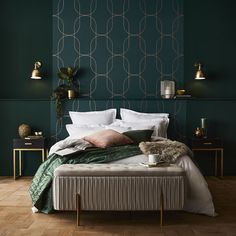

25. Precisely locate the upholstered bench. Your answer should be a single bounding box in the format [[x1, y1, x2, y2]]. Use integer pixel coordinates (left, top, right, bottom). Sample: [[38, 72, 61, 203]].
[[53, 163, 186, 226]]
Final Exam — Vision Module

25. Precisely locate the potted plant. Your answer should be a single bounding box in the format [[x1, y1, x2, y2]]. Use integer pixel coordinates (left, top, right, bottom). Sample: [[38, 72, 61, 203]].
[[52, 66, 79, 119], [58, 66, 79, 99]]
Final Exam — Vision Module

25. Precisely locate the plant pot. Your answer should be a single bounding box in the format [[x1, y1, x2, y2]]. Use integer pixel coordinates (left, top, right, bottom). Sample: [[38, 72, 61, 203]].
[[68, 90, 76, 99]]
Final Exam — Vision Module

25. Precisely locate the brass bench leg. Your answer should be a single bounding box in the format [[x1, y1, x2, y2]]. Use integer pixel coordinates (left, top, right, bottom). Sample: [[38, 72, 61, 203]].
[[76, 193, 80, 227], [160, 191, 163, 227]]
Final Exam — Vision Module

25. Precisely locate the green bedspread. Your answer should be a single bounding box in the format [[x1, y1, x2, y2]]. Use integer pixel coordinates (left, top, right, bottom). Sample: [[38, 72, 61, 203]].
[[29, 144, 141, 213]]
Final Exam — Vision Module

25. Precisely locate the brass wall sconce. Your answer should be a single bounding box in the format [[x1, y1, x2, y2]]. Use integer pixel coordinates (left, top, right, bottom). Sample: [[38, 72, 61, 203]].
[[31, 61, 42, 79], [194, 63, 206, 80]]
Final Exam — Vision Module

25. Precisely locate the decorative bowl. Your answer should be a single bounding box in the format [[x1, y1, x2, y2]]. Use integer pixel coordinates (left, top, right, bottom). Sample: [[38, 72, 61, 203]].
[[177, 89, 186, 95], [18, 124, 31, 138]]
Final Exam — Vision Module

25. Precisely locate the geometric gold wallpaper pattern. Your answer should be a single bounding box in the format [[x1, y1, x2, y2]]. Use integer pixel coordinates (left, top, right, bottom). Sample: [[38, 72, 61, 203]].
[[53, 0, 183, 98], [52, 0, 184, 140]]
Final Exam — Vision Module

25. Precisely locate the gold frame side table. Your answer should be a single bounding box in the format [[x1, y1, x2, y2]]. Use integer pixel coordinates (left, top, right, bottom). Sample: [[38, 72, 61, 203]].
[[192, 148, 224, 177], [190, 137, 223, 178], [13, 138, 48, 180]]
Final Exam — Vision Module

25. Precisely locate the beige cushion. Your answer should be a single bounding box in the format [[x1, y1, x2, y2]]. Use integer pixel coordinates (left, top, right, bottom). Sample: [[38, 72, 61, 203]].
[[54, 163, 185, 177], [83, 129, 133, 148]]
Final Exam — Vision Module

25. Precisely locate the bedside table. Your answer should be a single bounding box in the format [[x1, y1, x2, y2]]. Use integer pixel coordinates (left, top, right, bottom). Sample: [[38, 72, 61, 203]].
[[189, 137, 223, 177], [13, 138, 48, 180]]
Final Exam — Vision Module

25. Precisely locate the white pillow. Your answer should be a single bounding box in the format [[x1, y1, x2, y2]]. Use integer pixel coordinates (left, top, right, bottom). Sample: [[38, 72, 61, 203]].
[[69, 109, 117, 125], [110, 119, 155, 132], [66, 124, 105, 139], [113, 119, 168, 138], [105, 123, 154, 133], [105, 125, 131, 133], [120, 108, 169, 121]]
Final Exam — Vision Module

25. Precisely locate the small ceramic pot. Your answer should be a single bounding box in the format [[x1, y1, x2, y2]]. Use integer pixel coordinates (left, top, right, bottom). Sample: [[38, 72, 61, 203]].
[[68, 90, 76, 99]]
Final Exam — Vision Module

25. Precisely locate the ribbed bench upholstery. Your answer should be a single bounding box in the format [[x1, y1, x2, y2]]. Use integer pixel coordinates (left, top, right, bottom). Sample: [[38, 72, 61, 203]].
[[53, 164, 186, 212]]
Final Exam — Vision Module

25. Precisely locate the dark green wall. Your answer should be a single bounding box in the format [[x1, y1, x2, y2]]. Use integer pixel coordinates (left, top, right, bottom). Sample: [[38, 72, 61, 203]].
[[1, 0, 236, 176], [185, 0, 236, 97], [0, 0, 52, 175], [184, 0, 236, 175], [0, 0, 52, 99]]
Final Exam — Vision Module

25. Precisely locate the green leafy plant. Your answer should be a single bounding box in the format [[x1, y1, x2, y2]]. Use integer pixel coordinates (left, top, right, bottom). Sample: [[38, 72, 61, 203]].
[[57, 67, 78, 88], [52, 66, 79, 119]]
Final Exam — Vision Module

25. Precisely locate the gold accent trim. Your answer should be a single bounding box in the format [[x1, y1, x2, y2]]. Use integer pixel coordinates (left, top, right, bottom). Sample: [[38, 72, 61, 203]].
[[13, 150, 16, 180], [215, 150, 218, 176], [24, 142, 33, 145], [75, 190, 165, 227], [42, 149, 45, 162], [19, 151, 22, 176], [221, 149, 224, 178], [13, 148, 46, 179], [13, 148, 45, 151]]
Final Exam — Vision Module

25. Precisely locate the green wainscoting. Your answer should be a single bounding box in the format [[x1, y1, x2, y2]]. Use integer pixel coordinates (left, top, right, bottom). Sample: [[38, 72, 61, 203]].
[[184, 0, 236, 175], [0, 100, 51, 176], [186, 100, 236, 175]]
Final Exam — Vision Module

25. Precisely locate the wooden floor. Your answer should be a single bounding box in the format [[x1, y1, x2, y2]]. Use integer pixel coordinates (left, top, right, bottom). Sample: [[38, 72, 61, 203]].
[[0, 177, 236, 236]]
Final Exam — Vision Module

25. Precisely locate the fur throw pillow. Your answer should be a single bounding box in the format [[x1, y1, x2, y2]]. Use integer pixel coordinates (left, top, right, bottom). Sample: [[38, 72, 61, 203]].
[[139, 139, 193, 163]]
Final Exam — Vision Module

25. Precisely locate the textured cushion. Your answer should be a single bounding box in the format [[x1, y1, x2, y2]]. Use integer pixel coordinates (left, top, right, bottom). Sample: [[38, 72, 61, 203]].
[[83, 129, 133, 148], [123, 129, 153, 144], [112, 119, 168, 138], [54, 163, 185, 176], [104, 125, 131, 133], [119, 109, 169, 138], [69, 109, 117, 125]]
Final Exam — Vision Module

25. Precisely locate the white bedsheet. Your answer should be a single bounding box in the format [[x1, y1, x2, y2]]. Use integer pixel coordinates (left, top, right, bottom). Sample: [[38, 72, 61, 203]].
[[112, 154, 216, 216], [49, 137, 216, 216]]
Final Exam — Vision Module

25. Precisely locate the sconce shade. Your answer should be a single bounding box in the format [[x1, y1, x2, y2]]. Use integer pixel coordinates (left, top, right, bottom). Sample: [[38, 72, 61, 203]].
[[31, 61, 42, 79], [195, 63, 206, 80]]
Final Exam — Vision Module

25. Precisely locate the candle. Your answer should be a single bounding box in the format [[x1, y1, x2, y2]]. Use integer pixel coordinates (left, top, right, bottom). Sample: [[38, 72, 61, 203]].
[[200, 118, 207, 137], [200, 118, 207, 129], [165, 86, 171, 94]]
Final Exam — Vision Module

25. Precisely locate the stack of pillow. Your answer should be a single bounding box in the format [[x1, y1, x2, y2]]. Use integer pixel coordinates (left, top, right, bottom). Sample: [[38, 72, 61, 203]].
[[66, 108, 169, 148]]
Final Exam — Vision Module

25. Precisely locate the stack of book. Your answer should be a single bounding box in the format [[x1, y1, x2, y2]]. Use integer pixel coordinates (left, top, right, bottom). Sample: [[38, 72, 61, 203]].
[[174, 94, 192, 99], [25, 135, 43, 140]]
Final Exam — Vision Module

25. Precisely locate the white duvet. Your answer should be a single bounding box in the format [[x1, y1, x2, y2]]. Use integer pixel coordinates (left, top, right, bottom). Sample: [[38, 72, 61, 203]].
[[49, 137, 216, 217]]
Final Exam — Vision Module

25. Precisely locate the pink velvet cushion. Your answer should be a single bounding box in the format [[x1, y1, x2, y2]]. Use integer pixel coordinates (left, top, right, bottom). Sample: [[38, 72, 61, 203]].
[[83, 129, 133, 148]]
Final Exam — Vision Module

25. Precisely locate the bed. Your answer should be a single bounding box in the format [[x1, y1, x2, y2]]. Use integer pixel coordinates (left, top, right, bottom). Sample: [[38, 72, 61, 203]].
[[29, 108, 216, 217]]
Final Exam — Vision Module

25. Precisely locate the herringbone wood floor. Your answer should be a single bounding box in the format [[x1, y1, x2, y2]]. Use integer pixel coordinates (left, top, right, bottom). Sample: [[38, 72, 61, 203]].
[[0, 177, 236, 235]]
